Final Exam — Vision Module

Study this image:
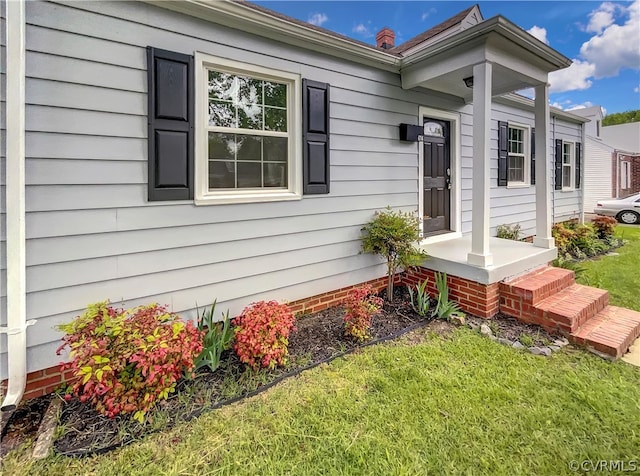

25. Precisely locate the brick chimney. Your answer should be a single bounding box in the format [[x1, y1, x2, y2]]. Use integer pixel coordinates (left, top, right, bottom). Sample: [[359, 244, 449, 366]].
[[376, 27, 395, 49]]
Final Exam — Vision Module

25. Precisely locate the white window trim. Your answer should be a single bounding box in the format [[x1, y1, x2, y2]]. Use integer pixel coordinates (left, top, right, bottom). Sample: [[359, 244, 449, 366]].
[[506, 122, 530, 188], [194, 52, 302, 205], [561, 140, 575, 191], [621, 161, 631, 189]]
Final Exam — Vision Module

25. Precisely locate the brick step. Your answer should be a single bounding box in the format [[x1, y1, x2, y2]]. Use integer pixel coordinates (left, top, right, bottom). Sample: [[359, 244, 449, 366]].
[[535, 284, 609, 333], [571, 306, 640, 359], [501, 266, 575, 306]]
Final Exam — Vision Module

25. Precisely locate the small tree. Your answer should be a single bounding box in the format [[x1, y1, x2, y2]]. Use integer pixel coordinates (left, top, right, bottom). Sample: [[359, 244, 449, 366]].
[[361, 208, 427, 302]]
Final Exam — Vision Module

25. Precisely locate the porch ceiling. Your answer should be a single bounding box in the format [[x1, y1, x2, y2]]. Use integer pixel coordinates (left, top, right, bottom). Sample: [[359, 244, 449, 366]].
[[400, 16, 572, 100]]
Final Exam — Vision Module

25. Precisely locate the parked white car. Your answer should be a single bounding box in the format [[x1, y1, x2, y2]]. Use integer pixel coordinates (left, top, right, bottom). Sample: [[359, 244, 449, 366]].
[[594, 192, 640, 224]]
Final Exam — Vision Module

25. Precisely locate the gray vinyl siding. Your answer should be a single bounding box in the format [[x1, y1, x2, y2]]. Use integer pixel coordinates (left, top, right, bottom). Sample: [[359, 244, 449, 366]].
[[490, 102, 584, 237], [0, 0, 469, 377], [1, 0, 584, 378]]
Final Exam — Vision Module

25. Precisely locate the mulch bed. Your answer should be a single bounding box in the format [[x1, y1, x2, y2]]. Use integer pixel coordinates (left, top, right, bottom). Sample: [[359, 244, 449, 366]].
[[0, 285, 570, 458]]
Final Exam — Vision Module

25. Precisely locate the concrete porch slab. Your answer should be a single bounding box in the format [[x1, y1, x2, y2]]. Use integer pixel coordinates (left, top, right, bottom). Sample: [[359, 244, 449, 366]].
[[419, 236, 557, 285]]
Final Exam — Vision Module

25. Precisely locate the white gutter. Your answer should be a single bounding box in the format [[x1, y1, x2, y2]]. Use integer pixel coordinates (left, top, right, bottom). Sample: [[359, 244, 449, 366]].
[[1, 0, 34, 412]]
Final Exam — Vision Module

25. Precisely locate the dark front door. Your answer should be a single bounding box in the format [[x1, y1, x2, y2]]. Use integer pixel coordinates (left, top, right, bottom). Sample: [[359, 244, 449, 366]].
[[422, 118, 451, 235]]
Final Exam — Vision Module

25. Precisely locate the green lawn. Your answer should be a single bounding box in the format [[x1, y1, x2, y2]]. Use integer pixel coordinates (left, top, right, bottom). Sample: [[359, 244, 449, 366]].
[[5, 329, 640, 476], [576, 225, 640, 311]]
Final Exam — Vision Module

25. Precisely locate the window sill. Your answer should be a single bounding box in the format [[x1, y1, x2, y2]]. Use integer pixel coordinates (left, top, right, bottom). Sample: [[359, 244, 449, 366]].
[[506, 183, 531, 189], [195, 190, 302, 206], [560, 188, 576, 193]]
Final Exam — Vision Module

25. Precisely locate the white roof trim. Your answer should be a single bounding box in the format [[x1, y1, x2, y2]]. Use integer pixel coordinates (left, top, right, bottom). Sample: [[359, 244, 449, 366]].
[[496, 93, 588, 124]]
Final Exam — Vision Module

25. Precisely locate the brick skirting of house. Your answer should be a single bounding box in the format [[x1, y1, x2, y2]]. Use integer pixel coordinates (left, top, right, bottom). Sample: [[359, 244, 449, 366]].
[[402, 268, 500, 318]]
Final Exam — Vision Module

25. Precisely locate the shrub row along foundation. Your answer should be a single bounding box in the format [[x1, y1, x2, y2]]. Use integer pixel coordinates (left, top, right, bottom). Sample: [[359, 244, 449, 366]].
[[1, 270, 500, 402]]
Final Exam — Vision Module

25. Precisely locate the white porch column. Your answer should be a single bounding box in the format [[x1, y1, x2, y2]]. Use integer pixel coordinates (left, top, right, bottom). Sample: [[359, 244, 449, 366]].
[[467, 62, 493, 267], [533, 83, 555, 248]]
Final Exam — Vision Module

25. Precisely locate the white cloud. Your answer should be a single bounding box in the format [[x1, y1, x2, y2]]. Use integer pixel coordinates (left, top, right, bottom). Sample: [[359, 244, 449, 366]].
[[550, 101, 598, 112], [580, 0, 640, 78], [308, 12, 328, 27], [421, 8, 436, 21], [527, 25, 549, 44], [585, 2, 619, 33], [549, 59, 596, 93], [635, 85, 640, 93], [352, 23, 373, 37]]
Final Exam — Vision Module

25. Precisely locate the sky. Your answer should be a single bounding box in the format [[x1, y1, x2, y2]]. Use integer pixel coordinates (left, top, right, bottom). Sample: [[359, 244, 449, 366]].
[[256, 0, 640, 115]]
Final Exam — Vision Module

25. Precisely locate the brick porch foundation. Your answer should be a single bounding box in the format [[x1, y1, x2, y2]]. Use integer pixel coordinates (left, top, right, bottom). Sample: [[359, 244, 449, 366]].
[[402, 268, 500, 318]]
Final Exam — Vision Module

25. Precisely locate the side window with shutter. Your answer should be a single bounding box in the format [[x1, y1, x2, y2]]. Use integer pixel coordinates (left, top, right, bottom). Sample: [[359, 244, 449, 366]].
[[497, 121, 508, 187], [530, 128, 535, 185], [303, 79, 330, 195], [554, 139, 563, 190], [147, 47, 194, 201]]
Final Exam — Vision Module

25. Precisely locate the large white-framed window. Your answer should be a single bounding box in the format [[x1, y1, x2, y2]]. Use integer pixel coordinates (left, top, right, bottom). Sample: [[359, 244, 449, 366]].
[[562, 140, 575, 190], [194, 52, 302, 205], [507, 123, 530, 186]]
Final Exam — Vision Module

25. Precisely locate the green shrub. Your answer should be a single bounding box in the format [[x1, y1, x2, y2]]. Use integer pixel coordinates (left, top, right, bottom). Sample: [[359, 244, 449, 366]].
[[342, 285, 384, 342], [233, 301, 296, 371], [194, 300, 234, 373], [496, 223, 522, 240], [361, 207, 427, 302], [57, 302, 203, 422], [408, 279, 431, 317]]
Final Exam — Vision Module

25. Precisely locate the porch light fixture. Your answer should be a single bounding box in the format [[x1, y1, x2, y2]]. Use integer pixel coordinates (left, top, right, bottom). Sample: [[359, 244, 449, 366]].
[[463, 76, 474, 88]]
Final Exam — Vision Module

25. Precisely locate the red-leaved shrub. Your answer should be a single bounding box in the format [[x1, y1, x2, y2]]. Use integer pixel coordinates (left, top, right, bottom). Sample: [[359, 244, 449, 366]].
[[57, 302, 203, 422], [592, 215, 617, 239], [343, 285, 384, 342], [232, 301, 296, 371]]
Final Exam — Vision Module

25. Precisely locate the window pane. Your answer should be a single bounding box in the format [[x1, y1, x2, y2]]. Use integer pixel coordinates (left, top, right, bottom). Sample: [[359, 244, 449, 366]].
[[209, 100, 236, 128], [209, 161, 235, 189], [508, 127, 524, 154], [508, 155, 524, 182], [264, 107, 287, 132], [563, 165, 571, 187], [264, 162, 287, 187], [208, 71, 237, 101], [236, 135, 262, 161], [264, 82, 287, 108], [208, 132, 234, 160], [237, 104, 263, 130], [264, 137, 288, 162], [237, 162, 262, 188]]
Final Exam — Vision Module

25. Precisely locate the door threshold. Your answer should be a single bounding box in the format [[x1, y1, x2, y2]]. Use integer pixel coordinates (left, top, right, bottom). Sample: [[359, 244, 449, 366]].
[[420, 230, 462, 245]]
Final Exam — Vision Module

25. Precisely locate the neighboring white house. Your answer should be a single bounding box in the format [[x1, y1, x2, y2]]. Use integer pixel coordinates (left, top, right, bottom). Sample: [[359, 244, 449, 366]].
[[1, 1, 586, 403], [573, 107, 640, 213]]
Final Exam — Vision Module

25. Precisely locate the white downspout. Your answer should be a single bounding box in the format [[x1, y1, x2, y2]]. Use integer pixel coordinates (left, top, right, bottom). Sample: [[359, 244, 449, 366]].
[[1, 0, 34, 412]]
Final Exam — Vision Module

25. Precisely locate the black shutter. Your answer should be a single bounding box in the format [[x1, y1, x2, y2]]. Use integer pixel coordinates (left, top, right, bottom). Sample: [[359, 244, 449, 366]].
[[530, 127, 536, 185], [302, 79, 330, 194], [575, 142, 582, 189], [554, 139, 563, 190], [147, 47, 194, 201], [497, 121, 508, 186]]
